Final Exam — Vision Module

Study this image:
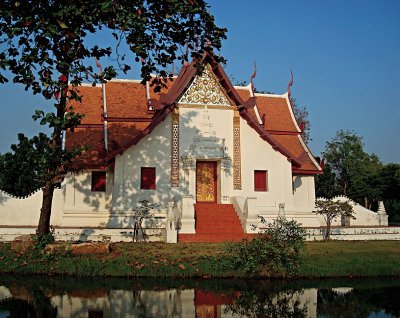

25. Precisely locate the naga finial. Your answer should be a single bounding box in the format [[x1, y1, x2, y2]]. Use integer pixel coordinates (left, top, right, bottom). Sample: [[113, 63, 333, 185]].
[[287, 69, 294, 97], [250, 61, 257, 95]]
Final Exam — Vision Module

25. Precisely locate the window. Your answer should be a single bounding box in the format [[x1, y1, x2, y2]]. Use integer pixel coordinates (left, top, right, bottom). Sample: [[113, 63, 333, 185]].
[[141, 167, 156, 190], [91, 171, 106, 192], [254, 170, 268, 191]]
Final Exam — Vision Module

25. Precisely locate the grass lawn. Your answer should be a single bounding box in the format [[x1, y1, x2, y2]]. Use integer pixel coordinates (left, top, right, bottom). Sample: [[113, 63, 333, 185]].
[[299, 240, 400, 277], [1, 240, 400, 278]]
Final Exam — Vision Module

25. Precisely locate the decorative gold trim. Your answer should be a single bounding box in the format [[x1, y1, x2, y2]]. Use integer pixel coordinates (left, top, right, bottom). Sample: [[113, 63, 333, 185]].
[[233, 111, 241, 190], [208, 105, 238, 110], [178, 64, 234, 106], [178, 103, 237, 110], [171, 110, 180, 187]]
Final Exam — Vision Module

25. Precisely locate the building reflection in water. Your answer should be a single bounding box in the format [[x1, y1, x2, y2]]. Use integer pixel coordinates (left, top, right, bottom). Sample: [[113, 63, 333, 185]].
[[1, 277, 399, 317]]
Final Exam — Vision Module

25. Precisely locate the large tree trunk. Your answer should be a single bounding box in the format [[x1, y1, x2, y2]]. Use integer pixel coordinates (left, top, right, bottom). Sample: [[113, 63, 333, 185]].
[[36, 72, 68, 238], [37, 179, 55, 237]]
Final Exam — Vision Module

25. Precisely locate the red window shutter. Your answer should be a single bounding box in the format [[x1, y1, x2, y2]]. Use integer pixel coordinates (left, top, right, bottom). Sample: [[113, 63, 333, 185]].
[[254, 170, 267, 191], [91, 171, 106, 192], [141, 167, 156, 190]]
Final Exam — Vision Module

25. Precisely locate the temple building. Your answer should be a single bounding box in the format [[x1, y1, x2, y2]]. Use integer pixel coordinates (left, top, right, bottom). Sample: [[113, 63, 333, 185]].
[[62, 51, 323, 242]]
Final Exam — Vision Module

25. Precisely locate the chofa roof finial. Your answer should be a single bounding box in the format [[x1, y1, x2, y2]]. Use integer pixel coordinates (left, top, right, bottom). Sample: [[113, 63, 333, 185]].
[[250, 61, 257, 95], [287, 69, 294, 97]]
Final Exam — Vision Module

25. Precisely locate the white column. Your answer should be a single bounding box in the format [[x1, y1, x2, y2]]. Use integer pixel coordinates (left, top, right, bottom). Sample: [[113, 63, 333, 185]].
[[179, 195, 196, 233], [245, 197, 259, 233], [220, 158, 232, 204]]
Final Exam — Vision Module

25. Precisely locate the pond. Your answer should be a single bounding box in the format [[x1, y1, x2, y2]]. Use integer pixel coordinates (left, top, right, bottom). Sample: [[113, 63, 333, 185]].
[[0, 275, 399, 317]]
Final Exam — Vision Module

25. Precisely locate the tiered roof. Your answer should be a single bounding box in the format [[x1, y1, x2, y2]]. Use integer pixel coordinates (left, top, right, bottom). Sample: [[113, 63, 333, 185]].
[[66, 52, 322, 174]]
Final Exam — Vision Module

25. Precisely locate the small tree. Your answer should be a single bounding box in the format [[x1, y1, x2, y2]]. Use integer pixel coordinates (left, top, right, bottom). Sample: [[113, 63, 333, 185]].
[[313, 199, 354, 241], [132, 200, 159, 242]]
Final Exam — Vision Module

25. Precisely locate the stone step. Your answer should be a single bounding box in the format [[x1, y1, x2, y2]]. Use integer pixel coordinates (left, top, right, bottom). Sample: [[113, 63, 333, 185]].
[[178, 203, 248, 242], [178, 233, 255, 243]]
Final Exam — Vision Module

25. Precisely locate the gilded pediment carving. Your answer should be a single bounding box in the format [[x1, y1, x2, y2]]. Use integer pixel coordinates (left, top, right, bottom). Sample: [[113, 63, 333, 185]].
[[178, 64, 233, 106]]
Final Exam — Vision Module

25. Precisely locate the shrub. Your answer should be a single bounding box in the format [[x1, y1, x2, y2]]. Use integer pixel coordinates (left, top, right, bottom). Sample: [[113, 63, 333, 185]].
[[226, 216, 306, 276], [33, 227, 55, 251]]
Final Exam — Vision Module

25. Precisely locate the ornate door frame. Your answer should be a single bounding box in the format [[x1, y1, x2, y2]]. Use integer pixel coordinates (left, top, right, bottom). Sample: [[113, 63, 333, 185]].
[[196, 161, 218, 203]]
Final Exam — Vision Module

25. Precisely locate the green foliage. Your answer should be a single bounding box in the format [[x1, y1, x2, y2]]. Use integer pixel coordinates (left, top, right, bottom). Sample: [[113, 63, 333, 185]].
[[0, 0, 226, 94], [315, 162, 341, 199], [322, 130, 383, 208], [2, 241, 400, 278], [313, 199, 354, 240], [33, 228, 55, 251], [380, 164, 400, 224], [319, 130, 400, 222], [226, 216, 306, 276], [0, 132, 82, 196]]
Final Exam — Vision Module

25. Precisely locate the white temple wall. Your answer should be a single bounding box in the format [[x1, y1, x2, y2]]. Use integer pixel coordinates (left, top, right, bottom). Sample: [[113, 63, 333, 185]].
[[293, 175, 316, 211], [61, 169, 114, 227], [112, 116, 176, 212], [179, 107, 234, 155], [235, 117, 293, 208], [63, 170, 113, 212]]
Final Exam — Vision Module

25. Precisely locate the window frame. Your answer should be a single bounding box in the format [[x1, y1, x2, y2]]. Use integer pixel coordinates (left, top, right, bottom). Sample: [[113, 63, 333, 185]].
[[254, 170, 268, 192], [91, 171, 106, 192], [140, 167, 156, 190]]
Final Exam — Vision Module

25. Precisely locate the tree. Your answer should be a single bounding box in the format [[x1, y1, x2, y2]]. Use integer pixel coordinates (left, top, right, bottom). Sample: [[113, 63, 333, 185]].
[[131, 200, 159, 242], [290, 97, 311, 144], [349, 153, 382, 209], [322, 129, 382, 208], [379, 164, 400, 223], [0, 0, 226, 237], [315, 162, 340, 199], [0, 133, 51, 196], [313, 199, 354, 241]]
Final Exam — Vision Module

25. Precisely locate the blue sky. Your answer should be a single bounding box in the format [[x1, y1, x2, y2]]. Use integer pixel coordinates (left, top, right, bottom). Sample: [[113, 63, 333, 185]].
[[0, 0, 399, 163]]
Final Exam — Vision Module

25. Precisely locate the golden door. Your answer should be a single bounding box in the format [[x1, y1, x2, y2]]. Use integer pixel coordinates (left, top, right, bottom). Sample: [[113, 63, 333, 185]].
[[196, 161, 217, 203]]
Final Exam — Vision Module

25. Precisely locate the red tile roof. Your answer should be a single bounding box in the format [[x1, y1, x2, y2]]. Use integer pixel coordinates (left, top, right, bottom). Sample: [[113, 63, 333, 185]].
[[272, 134, 319, 172], [105, 81, 150, 119], [66, 127, 106, 169], [255, 94, 299, 133], [69, 85, 103, 125], [66, 52, 321, 174]]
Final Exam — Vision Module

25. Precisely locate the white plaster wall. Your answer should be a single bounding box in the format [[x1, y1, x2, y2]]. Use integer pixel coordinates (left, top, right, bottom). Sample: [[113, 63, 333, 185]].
[[235, 117, 293, 209], [293, 175, 316, 211], [64, 170, 113, 212], [179, 107, 233, 159], [112, 116, 177, 212], [0, 188, 63, 227], [61, 169, 114, 227]]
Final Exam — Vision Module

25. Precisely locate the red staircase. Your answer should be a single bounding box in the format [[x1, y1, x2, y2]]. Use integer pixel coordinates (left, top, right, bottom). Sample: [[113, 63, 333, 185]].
[[178, 203, 255, 243]]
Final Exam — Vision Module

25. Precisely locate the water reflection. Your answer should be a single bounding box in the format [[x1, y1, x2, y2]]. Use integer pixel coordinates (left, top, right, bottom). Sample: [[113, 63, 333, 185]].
[[0, 276, 399, 317]]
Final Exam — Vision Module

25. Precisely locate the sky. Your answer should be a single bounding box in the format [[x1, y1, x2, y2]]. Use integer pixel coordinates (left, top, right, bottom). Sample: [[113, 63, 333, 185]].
[[0, 0, 399, 163]]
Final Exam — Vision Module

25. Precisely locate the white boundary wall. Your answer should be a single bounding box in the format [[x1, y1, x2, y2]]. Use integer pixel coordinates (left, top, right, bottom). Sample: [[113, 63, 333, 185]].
[[316, 196, 388, 227], [0, 188, 63, 226]]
